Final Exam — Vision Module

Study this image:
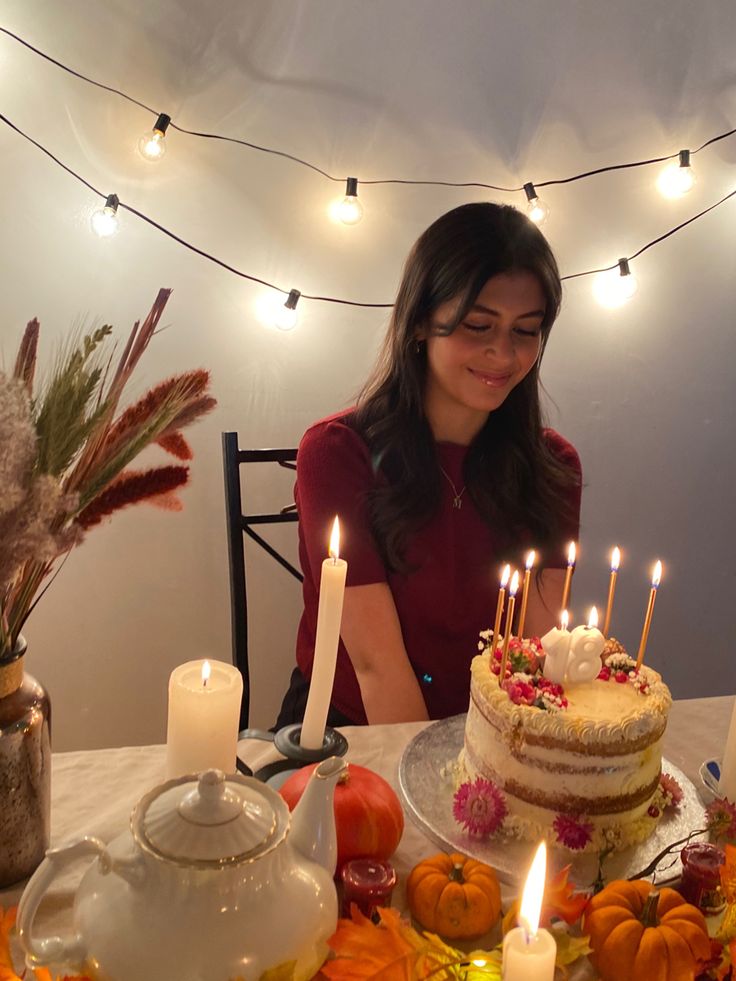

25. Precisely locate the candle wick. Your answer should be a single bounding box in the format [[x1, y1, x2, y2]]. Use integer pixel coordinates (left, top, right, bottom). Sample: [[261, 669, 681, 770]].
[[203, 678, 207, 688]]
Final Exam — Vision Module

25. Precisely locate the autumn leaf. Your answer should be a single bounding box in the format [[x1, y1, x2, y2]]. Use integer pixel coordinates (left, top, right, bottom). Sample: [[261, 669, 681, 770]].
[[257, 962, 296, 981], [502, 864, 588, 935], [719, 844, 736, 943], [551, 928, 592, 967]]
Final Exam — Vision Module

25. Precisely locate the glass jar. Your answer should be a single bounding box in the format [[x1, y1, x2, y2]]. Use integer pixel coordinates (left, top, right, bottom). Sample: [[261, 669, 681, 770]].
[[679, 842, 725, 915], [0, 636, 51, 888], [340, 858, 397, 919]]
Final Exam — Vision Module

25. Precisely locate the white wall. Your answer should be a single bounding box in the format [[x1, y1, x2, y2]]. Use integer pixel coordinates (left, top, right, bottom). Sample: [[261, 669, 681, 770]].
[[2, 0, 734, 750]]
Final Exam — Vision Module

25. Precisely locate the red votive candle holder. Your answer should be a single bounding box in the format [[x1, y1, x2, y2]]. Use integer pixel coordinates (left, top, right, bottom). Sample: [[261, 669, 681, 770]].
[[680, 842, 726, 915], [340, 858, 397, 918]]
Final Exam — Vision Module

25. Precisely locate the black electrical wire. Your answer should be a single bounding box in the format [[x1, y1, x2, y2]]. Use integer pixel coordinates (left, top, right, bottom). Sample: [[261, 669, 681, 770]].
[[1, 24, 734, 191]]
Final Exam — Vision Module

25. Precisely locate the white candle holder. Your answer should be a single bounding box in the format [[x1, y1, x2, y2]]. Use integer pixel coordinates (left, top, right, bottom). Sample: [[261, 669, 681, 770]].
[[236, 723, 349, 783]]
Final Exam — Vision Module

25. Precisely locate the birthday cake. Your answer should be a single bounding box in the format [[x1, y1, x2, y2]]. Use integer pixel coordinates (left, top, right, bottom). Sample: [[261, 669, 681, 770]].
[[456, 635, 673, 853]]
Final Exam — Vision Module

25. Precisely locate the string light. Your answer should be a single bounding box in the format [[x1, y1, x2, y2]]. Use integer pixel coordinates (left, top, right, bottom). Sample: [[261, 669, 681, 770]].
[[523, 182, 550, 225], [657, 149, 695, 198], [592, 258, 638, 309], [138, 113, 171, 161], [337, 177, 364, 224], [90, 193, 120, 237], [274, 289, 301, 330]]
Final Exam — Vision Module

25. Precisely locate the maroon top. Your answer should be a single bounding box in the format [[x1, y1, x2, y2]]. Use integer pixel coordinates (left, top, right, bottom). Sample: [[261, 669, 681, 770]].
[[294, 410, 582, 723]]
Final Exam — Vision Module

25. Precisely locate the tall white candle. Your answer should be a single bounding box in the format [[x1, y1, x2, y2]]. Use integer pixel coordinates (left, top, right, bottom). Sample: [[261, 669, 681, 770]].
[[502, 842, 556, 981], [719, 697, 736, 801], [166, 658, 243, 778], [566, 606, 606, 684], [300, 517, 348, 750], [541, 610, 571, 684]]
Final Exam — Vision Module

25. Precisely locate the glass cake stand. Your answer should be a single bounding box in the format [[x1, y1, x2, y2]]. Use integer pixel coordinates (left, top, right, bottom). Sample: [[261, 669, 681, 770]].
[[398, 714, 706, 888]]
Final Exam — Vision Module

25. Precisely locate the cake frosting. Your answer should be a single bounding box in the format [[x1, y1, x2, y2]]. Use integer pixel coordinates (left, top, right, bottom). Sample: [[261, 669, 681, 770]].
[[457, 637, 672, 852]]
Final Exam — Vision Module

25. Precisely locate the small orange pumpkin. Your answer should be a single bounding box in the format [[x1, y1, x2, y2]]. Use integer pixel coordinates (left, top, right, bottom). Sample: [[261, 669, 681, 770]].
[[406, 852, 501, 940], [584, 879, 711, 981]]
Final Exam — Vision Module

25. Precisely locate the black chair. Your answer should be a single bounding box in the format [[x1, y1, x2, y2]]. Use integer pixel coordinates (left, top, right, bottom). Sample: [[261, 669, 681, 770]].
[[222, 432, 302, 730]]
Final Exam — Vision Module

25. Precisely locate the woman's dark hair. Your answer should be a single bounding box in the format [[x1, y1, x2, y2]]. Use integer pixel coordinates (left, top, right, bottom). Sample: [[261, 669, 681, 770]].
[[351, 201, 579, 574]]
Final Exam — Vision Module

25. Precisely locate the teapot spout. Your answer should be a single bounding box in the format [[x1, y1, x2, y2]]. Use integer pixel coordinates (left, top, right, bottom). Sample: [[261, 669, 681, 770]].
[[289, 756, 347, 877]]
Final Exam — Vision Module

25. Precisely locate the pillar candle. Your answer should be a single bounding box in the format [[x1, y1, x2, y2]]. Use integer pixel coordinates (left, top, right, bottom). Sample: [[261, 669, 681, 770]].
[[502, 842, 556, 981], [300, 517, 348, 750], [166, 659, 243, 778], [719, 697, 736, 801]]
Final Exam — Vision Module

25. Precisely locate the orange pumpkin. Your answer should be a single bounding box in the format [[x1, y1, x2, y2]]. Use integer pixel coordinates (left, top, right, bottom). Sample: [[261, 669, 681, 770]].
[[584, 879, 711, 981], [406, 852, 501, 940]]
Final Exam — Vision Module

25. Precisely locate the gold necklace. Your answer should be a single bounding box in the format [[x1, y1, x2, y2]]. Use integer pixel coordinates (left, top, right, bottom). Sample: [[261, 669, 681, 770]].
[[439, 465, 467, 509]]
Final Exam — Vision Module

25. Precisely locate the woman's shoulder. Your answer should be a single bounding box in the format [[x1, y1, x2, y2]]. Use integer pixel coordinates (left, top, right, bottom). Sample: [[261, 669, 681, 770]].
[[299, 408, 370, 463], [541, 428, 581, 474]]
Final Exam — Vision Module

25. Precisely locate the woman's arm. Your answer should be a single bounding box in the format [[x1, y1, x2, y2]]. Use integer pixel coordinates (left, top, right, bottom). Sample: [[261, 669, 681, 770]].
[[340, 582, 430, 724], [523, 568, 565, 637]]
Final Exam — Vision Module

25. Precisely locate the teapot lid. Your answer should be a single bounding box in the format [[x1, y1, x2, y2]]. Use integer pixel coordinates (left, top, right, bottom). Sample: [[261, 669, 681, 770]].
[[131, 769, 287, 867]]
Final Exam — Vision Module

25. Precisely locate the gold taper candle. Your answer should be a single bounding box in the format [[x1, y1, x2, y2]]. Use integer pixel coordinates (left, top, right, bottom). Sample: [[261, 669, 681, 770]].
[[499, 570, 520, 681], [517, 550, 536, 638], [492, 564, 511, 654], [602, 546, 621, 637], [560, 541, 576, 612], [635, 560, 662, 669]]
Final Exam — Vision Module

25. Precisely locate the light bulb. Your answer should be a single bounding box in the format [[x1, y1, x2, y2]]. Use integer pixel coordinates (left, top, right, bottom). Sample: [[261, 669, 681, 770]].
[[91, 194, 120, 238], [337, 177, 364, 225], [138, 113, 171, 161], [593, 258, 638, 309], [274, 289, 301, 331], [657, 150, 695, 198], [523, 182, 549, 225]]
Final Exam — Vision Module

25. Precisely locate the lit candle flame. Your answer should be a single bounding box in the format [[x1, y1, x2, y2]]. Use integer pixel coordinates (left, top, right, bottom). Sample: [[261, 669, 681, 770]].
[[509, 570, 520, 597], [519, 841, 547, 939], [525, 549, 536, 571], [561, 610, 569, 630], [329, 516, 341, 560], [201, 660, 211, 687], [587, 606, 599, 629], [611, 546, 621, 572], [652, 560, 662, 588], [567, 541, 577, 567], [501, 563, 511, 588]]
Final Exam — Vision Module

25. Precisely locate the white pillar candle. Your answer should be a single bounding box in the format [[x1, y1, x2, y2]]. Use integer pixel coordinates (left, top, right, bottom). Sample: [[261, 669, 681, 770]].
[[502, 842, 556, 981], [541, 610, 571, 684], [166, 659, 243, 778], [719, 697, 736, 801], [300, 517, 348, 750], [566, 607, 606, 684]]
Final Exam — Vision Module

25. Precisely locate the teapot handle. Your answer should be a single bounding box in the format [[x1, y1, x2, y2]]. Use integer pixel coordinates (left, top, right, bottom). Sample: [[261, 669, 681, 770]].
[[17, 836, 109, 970]]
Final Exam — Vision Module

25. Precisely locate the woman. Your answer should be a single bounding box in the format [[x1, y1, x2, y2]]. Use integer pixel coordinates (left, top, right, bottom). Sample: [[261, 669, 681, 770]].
[[276, 202, 581, 728]]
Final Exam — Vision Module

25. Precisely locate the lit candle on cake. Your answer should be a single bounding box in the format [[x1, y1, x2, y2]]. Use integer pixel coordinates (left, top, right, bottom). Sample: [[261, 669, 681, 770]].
[[166, 658, 243, 778], [635, 560, 662, 669], [300, 517, 348, 750], [541, 609, 571, 684], [560, 541, 576, 612], [502, 841, 556, 981], [517, 550, 536, 639], [719, 697, 736, 801], [499, 570, 520, 680], [567, 606, 606, 684], [492, 564, 511, 656], [602, 546, 621, 637]]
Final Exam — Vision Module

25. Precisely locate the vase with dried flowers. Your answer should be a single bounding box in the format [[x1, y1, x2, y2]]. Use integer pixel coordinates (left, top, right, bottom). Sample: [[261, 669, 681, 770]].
[[0, 288, 215, 886]]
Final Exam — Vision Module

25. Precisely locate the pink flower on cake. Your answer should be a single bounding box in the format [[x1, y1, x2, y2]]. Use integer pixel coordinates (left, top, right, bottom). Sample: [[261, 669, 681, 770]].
[[453, 778, 508, 837], [504, 677, 536, 706], [705, 797, 736, 841], [658, 772, 684, 809], [553, 813, 594, 851]]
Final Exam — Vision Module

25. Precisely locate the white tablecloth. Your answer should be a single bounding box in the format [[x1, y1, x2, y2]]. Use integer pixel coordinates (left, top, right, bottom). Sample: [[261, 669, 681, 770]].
[[1, 696, 731, 973]]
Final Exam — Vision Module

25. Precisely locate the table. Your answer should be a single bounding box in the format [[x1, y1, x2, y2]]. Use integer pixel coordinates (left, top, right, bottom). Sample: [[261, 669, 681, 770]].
[[1, 696, 731, 975]]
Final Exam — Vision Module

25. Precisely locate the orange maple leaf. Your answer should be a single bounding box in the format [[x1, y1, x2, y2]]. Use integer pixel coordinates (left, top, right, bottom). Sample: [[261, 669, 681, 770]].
[[323, 905, 466, 981], [502, 864, 589, 934]]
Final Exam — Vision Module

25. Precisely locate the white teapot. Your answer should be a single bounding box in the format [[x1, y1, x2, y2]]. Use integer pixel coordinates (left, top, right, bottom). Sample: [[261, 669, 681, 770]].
[[18, 756, 347, 981]]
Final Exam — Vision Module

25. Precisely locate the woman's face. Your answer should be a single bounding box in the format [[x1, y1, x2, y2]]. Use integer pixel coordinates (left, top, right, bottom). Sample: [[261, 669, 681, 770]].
[[420, 270, 546, 443]]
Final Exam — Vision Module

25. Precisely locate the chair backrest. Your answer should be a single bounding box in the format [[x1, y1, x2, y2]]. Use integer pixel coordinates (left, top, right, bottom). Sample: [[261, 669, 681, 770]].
[[222, 432, 301, 730]]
